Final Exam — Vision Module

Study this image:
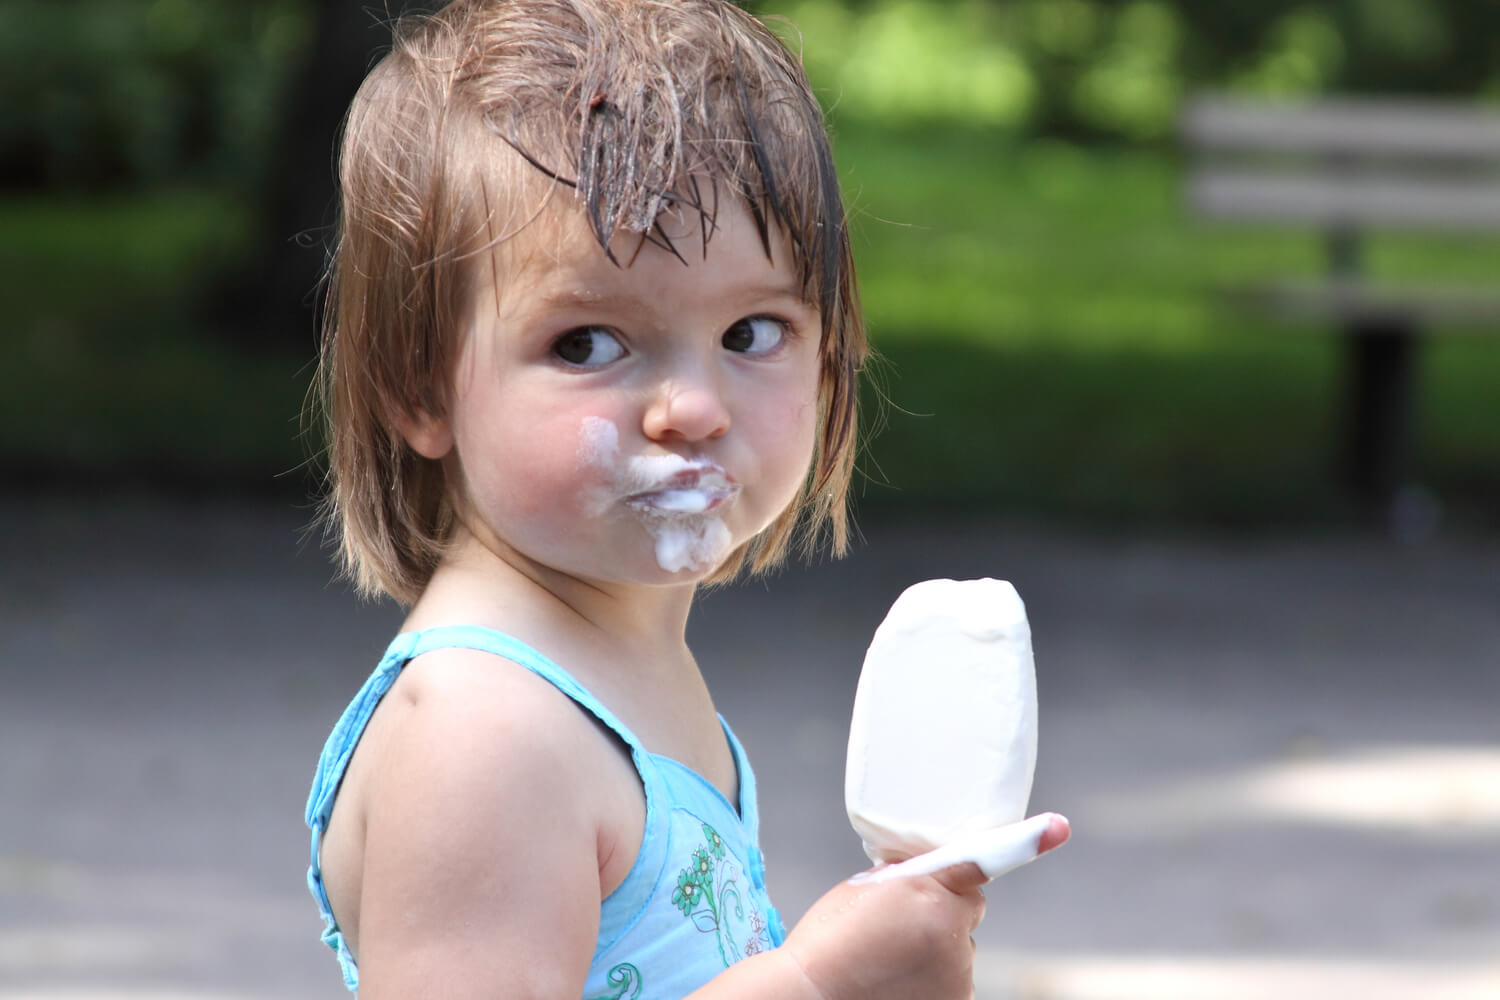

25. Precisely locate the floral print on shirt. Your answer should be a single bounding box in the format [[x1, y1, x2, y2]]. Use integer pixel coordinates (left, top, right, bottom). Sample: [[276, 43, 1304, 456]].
[[671, 822, 770, 965]]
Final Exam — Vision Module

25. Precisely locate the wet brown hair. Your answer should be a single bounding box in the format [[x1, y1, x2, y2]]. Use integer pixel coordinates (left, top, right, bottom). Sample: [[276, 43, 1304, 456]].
[[317, 0, 866, 604]]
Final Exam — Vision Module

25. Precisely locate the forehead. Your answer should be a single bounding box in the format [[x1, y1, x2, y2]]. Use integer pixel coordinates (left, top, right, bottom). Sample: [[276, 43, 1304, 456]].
[[481, 176, 801, 299]]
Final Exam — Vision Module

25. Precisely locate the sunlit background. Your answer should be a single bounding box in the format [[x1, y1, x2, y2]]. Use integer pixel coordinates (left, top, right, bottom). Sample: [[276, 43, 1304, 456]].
[[3, 1, 1497, 998], [7, 0, 1500, 524]]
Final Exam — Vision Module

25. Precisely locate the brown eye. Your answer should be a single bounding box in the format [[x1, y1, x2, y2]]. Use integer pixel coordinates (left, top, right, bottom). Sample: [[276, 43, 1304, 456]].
[[722, 316, 785, 355], [553, 327, 625, 367]]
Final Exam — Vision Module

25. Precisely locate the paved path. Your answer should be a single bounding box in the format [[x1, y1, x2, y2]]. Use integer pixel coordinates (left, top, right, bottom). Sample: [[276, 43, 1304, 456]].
[[2, 498, 1496, 998]]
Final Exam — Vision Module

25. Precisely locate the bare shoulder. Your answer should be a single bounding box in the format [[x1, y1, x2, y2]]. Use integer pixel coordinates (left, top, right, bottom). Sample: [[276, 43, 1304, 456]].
[[382, 645, 621, 765], [321, 645, 646, 996], [365, 644, 637, 857]]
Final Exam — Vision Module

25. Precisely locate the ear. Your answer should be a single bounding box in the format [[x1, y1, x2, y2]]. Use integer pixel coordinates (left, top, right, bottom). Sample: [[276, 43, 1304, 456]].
[[396, 407, 455, 460]]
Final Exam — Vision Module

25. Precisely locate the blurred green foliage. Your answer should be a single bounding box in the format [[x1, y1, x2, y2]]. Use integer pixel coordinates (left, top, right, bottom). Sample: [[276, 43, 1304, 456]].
[[766, 0, 1500, 140], [1, 0, 310, 189], [0, 187, 307, 484], [3, 0, 1498, 523], [8, 0, 1500, 193]]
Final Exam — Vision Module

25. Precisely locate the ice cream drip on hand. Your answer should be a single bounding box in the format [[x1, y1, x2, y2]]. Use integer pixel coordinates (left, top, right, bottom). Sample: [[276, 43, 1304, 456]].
[[578, 416, 738, 574], [844, 578, 1069, 884]]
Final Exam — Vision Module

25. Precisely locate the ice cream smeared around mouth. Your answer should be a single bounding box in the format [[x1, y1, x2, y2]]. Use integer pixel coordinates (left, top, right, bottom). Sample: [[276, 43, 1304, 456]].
[[623, 456, 739, 573], [579, 416, 620, 468], [624, 465, 739, 515], [650, 490, 714, 513], [576, 417, 738, 573]]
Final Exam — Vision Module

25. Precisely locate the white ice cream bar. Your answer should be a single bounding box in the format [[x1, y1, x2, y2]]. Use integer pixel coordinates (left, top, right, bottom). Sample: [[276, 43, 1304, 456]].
[[845, 578, 1038, 865]]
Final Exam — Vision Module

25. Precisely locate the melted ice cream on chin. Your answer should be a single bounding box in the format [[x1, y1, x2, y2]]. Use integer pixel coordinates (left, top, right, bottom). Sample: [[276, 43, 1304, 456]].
[[577, 416, 737, 573], [642, 515, 732, 573]]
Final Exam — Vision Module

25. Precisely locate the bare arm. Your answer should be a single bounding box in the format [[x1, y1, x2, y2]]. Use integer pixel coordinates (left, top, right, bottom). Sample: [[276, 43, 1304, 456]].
[[350, 654, 621, 999]]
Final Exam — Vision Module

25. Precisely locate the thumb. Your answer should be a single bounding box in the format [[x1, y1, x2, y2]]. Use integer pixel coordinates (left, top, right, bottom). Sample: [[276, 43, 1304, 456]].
[[849, 813, 1071, 887], [928, 858, 990, 895]]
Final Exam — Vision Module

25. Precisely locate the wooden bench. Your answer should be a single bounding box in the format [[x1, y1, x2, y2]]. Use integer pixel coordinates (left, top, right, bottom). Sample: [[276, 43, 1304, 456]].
[[1180, 94, 1500, 508]]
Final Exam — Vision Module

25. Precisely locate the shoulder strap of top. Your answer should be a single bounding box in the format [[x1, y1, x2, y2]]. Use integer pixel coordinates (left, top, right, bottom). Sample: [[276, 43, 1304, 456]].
[[403, 625, 650, 752], [306, 624, 650, 830], [718, 715, 760, 836]]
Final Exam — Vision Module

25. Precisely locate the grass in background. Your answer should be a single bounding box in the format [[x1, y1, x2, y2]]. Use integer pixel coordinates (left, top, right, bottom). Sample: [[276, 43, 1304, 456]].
[[833, 125, 1500, 527], [4, 128, 1498, 528], [0, 188, 315, 489]]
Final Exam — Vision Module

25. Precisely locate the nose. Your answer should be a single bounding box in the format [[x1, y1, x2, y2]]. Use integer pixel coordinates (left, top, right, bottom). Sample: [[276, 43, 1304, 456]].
[[642, 371, 731, 443]]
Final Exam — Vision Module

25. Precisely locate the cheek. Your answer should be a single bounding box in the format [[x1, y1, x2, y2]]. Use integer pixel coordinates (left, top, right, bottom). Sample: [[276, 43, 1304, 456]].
[[574, 415, 625, 513], [781, 400, 818, 464], [456, 409, 611, 520], [783, 368, 824, 457], [755, 386, 821, 490], [522, 417, 616, 513]]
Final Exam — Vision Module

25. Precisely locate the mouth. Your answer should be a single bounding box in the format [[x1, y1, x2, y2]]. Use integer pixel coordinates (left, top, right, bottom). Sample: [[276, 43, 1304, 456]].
[[625, 468, 740, 516]]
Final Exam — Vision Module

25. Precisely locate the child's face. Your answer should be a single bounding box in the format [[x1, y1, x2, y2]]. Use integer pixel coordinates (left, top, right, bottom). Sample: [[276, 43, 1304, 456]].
[[408, 190, 823, 586]]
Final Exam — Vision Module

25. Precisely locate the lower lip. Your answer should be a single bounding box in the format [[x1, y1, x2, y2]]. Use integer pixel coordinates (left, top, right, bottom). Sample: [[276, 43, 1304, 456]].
[[627, 487, 737, 515]]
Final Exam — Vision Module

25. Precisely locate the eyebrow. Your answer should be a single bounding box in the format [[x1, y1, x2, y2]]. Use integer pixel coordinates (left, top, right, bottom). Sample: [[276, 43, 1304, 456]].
[[536, 281, 813, 312], [537, 287, 627, 309]]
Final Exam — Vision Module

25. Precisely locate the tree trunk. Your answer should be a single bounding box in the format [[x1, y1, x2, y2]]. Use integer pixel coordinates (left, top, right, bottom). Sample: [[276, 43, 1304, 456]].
[[213, 0, 425, 357]]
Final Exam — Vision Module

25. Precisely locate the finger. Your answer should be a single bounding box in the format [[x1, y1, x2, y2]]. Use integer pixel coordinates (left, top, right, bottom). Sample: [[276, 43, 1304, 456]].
[[849, 813, 1070, 887], [929, 859, 989, 896], [1037, 812, 1071, 854]]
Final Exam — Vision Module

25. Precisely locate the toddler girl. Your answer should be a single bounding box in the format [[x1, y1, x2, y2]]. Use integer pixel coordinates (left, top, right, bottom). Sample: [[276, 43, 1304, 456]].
[[305, 1, 996, 995]]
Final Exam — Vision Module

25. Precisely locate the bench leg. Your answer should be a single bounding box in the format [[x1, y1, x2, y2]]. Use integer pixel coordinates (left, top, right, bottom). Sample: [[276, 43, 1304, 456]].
[[1342, 322, 1417, 503]]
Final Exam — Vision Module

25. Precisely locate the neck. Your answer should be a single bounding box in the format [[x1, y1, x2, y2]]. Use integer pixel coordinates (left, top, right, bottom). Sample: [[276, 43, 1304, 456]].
[[405, 523, 699, 664], [405, 523, 729, 771]]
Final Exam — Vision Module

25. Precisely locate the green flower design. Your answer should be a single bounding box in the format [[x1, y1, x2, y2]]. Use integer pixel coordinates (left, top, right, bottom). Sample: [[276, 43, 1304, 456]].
[[586, 962, 642, 1000], [672, 821, 753, 966], [672, 869, 702, 915], [703, 823, 726, 859]]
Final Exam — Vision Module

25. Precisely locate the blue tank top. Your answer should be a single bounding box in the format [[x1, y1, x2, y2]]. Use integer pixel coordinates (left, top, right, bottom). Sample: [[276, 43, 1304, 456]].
[[305, 625, 787, 997]]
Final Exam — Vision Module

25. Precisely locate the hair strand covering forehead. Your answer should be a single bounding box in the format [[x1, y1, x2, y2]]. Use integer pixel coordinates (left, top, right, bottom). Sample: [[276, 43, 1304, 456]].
[[463, 0, 837, 299]]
